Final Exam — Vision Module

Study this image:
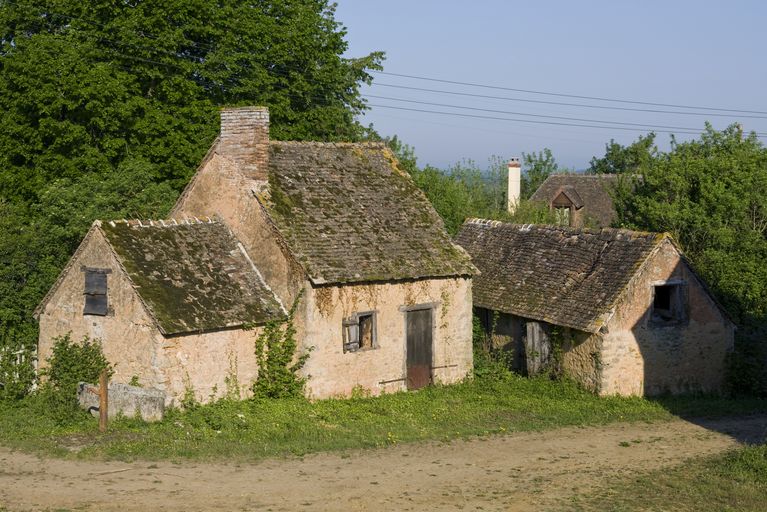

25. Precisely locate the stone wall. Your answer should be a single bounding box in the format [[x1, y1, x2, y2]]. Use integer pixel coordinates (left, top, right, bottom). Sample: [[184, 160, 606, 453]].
[[300, 277, 473, 398], [600, 239, 734, 396]]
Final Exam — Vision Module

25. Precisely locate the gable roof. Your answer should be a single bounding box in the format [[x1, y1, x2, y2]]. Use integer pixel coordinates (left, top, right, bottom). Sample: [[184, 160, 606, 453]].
[[100, 219, 284, 335], [260, 141, 476, 285], [530, 174, 620, 227], [455, 219, 670, 333]]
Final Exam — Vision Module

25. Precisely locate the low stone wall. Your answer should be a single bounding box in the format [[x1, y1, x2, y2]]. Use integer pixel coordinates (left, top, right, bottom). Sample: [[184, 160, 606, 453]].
[[77, 382, 166, 422]]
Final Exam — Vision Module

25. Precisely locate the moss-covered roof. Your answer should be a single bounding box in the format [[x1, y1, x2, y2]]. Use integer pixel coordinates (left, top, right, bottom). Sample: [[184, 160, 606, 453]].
[[263, 141, 476, 284], [455, 220, 667, 333], [530, 174, 621, 227], [100, 219, 283, 335]]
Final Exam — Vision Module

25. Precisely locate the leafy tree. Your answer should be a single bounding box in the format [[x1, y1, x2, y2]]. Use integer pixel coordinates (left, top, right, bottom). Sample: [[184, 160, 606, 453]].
[[589, 133, 658, 175], [521, 148, 559, 198]]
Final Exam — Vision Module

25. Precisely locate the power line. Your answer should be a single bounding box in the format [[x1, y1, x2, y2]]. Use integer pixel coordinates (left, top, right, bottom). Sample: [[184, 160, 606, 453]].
[[372, 71, 767, 115], [364, 94, 766, 135], [367, 104, 744, 137], [371, 82, 767, 120]]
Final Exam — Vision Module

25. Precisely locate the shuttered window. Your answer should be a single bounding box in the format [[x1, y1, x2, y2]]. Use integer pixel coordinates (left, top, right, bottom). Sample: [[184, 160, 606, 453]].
[[343, 312, 377, 353], [83, 269, 109, 316]]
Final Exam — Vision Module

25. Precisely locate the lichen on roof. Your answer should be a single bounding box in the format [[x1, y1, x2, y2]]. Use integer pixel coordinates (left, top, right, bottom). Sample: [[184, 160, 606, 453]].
[[455, 220, 667, 333], [263, 141, 476, 284], [100, 219, 283, 335]]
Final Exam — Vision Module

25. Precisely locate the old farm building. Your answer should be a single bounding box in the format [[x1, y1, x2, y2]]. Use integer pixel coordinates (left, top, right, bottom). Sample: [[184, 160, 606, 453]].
[[37, 107, 476, 403], [529, 174, 622, 228], [455, 219, 734, 396]]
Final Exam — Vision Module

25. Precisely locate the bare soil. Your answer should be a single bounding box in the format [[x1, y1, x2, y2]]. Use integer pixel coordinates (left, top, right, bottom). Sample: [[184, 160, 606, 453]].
[[2, 416, 765, 512]]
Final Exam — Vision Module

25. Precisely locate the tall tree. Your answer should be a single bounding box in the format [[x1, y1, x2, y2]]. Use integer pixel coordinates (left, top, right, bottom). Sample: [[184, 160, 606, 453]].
[[0, 0, 383, 200], [588, 133, 658, 175]]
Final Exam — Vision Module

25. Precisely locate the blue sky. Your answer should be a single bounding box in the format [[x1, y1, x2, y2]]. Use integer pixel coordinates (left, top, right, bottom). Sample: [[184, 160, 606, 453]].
[[334, 1, 767, 170]]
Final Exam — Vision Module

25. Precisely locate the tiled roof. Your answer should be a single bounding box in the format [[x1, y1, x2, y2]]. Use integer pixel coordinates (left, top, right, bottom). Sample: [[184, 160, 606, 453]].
[[100, 219, 284, 335], [262, 141, 476, 284], [455, 219, 667, 333], [530, 174, 621, 227]]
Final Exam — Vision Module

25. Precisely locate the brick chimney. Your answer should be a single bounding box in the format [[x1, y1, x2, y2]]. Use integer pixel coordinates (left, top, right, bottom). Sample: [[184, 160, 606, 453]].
[[218, 106, 270, 180], [507, 157, 521, 214]]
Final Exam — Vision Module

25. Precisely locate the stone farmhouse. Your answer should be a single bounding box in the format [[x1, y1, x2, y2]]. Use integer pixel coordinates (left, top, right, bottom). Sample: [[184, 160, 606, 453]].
[[37, 107, 476, 404], [455, 219, 734, 396], [529, 173, 622, 228]]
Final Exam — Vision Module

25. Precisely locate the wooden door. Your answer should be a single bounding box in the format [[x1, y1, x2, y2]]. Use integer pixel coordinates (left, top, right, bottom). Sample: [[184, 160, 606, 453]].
[[406, 308, 433, 390]]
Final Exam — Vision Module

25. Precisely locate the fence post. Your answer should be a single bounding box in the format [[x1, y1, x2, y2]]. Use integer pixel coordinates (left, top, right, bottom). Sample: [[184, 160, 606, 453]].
[[99, 369, 108, 432]]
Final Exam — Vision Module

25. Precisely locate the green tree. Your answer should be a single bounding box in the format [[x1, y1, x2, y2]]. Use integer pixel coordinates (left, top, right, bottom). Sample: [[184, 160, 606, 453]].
[[588, 133, 658, 175], [521, 148, 559, 198]]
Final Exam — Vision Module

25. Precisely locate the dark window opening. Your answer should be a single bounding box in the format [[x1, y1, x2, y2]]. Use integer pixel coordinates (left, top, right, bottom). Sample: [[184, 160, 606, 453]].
[[83, 269, 108, 316], [651, 283, 685, 325], [343, 312, 377, 352]]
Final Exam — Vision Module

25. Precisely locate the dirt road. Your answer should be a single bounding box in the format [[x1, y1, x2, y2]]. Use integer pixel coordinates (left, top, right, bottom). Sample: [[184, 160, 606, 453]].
[[1, 416, 765, 512]]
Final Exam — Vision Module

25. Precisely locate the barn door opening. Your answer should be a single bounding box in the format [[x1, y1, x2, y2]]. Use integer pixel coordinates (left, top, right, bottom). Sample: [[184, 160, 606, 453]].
[[406, 308, 433, 390]]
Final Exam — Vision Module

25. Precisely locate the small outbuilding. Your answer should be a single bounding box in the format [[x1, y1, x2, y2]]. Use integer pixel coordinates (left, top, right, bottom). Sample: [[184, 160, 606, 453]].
[[36, 218, 284, 402], [529, 174, 622, 228], [455, 219, 735, 396]]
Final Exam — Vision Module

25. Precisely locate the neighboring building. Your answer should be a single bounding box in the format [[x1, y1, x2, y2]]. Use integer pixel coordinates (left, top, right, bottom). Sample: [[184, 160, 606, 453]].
[[529, 174, 622, 228], [455, 219, 735, 396], [37, 106, 477, 403], [36, 218, 285, 402]]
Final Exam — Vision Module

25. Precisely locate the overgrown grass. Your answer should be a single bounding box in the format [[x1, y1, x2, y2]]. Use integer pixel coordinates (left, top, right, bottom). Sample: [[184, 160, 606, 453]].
[[569, 444, 767, 511], [0, 374, 764, 462]]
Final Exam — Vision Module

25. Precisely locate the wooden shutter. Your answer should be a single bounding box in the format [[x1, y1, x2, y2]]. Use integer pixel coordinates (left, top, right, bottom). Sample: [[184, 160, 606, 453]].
[[342, 315, 360, 352]]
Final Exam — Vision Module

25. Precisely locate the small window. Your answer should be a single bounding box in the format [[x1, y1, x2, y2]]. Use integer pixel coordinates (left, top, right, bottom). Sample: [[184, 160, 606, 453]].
[[343, 312, 377, 352], [651, 283, 685, 325], [83, 269, 109, 316]]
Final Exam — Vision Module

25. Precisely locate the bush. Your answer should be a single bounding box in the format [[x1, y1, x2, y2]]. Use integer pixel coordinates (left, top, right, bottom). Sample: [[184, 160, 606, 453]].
[[251, 295, 312, 400], [726, 335, 767, 397], [36, 334, 113, 423]]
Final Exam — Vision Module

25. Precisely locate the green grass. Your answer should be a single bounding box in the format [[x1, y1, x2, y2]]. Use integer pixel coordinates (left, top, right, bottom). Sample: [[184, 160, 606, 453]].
[[568, 444, 767, 511], [0, 374, 764, 462]]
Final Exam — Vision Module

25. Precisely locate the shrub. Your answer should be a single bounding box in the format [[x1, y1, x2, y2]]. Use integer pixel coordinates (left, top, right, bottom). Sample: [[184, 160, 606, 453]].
[[251, 294, 312, 399]]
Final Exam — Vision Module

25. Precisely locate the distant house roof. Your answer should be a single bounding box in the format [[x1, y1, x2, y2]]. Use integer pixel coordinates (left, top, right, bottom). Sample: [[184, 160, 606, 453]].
[[261, 141, 476, 285], [100, 219, 284, 335], [455, 219, 669, 333], [530, 174, 621, 227]]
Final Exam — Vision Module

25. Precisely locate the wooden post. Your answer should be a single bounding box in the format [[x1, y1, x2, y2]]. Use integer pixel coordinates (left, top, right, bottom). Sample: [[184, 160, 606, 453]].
[[99, 369, 108, 432]]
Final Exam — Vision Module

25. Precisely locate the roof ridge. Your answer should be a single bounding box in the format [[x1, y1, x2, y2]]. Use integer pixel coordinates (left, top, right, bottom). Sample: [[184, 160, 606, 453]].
[[269, 140, 386, 148], [466, 218, 666, 241], [99, 217, 216, 228]]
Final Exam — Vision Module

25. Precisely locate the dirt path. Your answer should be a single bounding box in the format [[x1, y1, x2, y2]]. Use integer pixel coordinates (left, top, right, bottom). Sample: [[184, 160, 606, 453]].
[[1, 416, 766, 512]]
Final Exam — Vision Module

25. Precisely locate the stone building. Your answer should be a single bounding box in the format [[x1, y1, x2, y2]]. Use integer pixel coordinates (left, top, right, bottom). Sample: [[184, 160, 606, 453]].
[[529, 174, 622, 228], [37, 106, 476, 403], [455, 219, 734, 396], [36, 218, 284, 402]]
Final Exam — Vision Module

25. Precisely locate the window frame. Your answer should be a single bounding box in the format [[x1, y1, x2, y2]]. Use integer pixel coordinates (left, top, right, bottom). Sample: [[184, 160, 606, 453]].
[[649, 280, 687, 327], [82, 266, 111, 316], [342, 310, 378, 353]]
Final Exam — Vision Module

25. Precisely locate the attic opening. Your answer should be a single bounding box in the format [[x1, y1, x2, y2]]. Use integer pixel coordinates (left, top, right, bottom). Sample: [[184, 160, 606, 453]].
[[552, 193, 573, 227], [651, 283, 686, 325], [343, 311, 378, 352], [82, 267, 111, 316]]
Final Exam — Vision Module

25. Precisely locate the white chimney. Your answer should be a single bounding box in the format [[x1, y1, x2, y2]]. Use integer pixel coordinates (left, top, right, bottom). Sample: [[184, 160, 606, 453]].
[[507, 157, 521, 214]]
